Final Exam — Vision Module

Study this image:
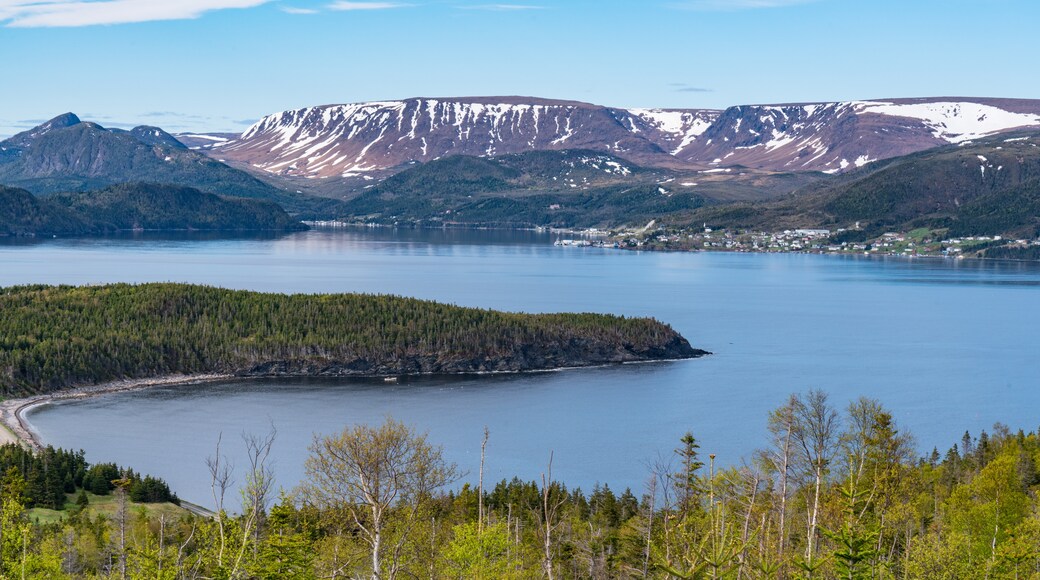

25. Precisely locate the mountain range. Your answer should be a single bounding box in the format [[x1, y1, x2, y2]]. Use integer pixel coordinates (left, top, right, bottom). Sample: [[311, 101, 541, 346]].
[[195, 96, 1040, 183], [3, 95, 1040, 241]]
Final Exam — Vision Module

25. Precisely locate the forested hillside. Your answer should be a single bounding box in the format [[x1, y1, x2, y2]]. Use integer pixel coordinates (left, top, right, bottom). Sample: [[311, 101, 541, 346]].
[[0, 283, 701, 395], [0, 185, 95, 236], [47, 183, 307, 232], [684, 131, 1040, 239], [0, 183, 304, 236], [336, 150, 820, 228]]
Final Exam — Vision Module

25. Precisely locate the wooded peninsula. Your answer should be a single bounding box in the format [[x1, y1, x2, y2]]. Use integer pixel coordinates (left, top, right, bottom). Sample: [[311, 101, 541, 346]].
[[0, 283, 703, 396]]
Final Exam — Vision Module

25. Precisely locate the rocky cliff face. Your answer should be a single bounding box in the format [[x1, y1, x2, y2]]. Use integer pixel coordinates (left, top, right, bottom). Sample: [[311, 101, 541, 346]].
[[240, 333, 707, 378], [204, 96, 1040, 179]]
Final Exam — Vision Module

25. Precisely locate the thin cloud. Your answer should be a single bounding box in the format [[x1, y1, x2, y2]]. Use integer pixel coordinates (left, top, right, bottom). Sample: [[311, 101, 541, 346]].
[[281, 5, 318, 13], [461, 4, 545, 10], [0, 0, 274, 27], [15, 118, 53, 126], [140, 111, 211, 120], [671, 0, 820, 10], [670, 83, 713, 93], [327, 1, 409, 9]]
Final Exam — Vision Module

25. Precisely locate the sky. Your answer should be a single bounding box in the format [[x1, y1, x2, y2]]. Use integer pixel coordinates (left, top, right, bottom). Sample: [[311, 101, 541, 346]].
[[1, 0, 1038, 137]]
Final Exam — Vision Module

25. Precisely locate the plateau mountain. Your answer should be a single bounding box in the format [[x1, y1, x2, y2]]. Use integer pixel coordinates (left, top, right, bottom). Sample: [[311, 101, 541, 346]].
[[199, 96, 1040, 182]]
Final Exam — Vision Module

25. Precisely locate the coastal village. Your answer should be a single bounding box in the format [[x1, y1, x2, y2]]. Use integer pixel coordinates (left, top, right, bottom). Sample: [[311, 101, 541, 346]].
[[555, 225, 1040, 259]]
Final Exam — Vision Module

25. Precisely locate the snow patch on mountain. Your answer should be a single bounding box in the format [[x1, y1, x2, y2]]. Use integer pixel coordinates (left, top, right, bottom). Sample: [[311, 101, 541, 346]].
[[626, 108, 717, 154], [857, 101, 1040, 143]]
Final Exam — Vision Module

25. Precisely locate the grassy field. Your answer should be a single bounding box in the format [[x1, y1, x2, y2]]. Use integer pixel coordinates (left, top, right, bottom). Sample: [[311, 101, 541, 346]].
[[27, 491, 189, 525]]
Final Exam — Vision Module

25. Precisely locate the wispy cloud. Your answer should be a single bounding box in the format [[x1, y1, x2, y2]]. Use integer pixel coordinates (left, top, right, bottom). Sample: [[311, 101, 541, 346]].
[[327, 1, 408, 10], [460, 4, 544, 10], [671, 0, 820, 10], [0, 0, 274, 28], [281, 5, 318, 13], [134, 112, 258, 130], [670, 83, 713, 93], [140, 111, 212, 120]]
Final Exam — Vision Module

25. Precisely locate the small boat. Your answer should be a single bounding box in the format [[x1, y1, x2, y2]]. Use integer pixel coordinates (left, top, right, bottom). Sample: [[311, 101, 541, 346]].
[[383, 376, 398, 383]]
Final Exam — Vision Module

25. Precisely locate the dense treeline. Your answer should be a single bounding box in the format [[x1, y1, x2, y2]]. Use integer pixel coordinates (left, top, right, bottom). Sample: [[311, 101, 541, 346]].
[[0, 443, 176, 510], [8, 391, 1040, 578], [0, 283, 700, 395]]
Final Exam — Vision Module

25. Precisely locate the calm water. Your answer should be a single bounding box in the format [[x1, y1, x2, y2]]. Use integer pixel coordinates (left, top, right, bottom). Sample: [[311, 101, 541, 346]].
[[5, 228, 1039, 506]]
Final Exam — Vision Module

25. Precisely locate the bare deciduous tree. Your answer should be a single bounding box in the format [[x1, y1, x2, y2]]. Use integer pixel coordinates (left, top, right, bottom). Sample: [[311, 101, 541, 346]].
[[206, 432, 234, 570], [479, 426, 489, 534], [298, 417, 458, 580], [764, 394, 798, 563], [539, 451, 566, 580], [792, 389, 840, 576]]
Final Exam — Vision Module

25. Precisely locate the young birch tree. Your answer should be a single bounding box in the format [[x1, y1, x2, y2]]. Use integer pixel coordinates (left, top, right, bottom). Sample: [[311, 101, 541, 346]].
[[792, 389, 840, 577], [298, 417, 458, 580]]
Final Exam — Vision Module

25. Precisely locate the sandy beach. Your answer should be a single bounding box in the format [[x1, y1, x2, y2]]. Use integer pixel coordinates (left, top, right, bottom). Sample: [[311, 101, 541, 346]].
[[0, 374, 233, 451]]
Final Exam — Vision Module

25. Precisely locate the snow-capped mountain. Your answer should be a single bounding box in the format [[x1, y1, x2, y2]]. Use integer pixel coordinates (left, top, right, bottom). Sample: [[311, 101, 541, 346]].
[[672, 98, 1040, 173], [213, 97, 693, 179], [206, 96, 1040, 179]]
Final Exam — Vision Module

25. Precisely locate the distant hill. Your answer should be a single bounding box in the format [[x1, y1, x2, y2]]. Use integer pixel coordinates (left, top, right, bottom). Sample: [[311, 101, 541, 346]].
[[684, 131, 1040, 238], [0, 185, 96, 236], [0, 183, 305, 236], [0, 114, 340, 216], [331, 149, 821, 228], [49, 183, 307, 232]]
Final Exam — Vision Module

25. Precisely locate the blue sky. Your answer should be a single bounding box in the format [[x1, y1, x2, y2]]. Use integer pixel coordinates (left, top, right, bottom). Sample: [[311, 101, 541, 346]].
[[1, 0, 1037, 136]]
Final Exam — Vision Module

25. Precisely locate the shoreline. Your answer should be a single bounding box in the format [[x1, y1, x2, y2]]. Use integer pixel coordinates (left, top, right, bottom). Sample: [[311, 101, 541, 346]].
[[0, 355, 704, 452], [0, 374, 233, 451]]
